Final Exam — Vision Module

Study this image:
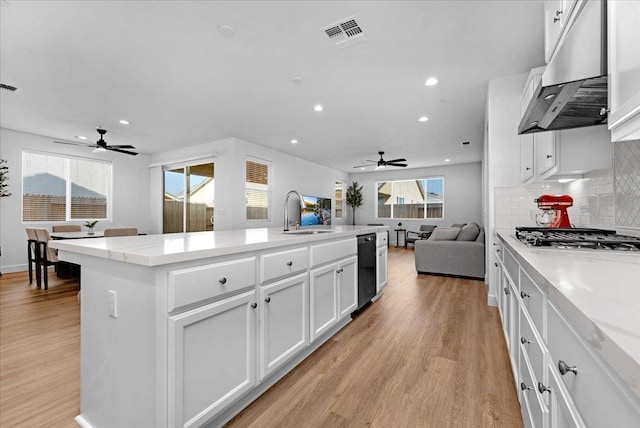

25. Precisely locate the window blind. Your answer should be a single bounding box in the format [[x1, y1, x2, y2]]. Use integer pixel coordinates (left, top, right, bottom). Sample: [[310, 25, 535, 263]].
[[246, 159, 270, 221]]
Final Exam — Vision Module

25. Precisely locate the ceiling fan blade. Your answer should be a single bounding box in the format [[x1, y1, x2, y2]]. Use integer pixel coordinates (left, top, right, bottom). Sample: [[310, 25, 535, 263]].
[[107, 144, 136, 149], [54, 140, 93, 147], [385, 158, 406, 163], [386, 162, 408, 167], [106, 147, 138, 156]]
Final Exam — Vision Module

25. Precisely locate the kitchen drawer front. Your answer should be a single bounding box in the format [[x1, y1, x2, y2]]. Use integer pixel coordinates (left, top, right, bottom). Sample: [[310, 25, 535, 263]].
[[520, 307, 546, 385], [259, 246, 308, 284], [547, 302, 640, 427], [503, 247, 519, 287], [519, 268, 546, 338], [310, 239, 356, 267], [519, 350, 549, 428], [168, 257, 256, 312], [376, 232, 388, 248], [547, 361, 586, 428]]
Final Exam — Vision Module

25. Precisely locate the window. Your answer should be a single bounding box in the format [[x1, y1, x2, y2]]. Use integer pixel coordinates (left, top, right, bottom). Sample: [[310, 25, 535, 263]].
[[163, 162, 215, 233], [376, 178, 444, 219], [22, 151, 112, 222], [245, 158, 271, 221], [334, 180, 345, 219]]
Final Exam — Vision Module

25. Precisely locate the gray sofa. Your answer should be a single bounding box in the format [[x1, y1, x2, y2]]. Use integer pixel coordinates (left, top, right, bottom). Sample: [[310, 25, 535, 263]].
[[414, 223, 485, 279]]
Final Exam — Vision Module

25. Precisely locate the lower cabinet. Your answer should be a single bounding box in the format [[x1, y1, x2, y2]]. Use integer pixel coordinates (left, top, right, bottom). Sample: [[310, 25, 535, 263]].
[[338, 256, 358, 318], [259, 272, 309, 380], [547, 361, 586, 428], [168, 290, 257, 428], [377, 246, 388, 292]]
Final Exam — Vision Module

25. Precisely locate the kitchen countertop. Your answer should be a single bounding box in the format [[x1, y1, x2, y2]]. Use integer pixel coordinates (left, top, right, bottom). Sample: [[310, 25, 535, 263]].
[[50, 225, 387, 267], [495, 229, 640, 398]]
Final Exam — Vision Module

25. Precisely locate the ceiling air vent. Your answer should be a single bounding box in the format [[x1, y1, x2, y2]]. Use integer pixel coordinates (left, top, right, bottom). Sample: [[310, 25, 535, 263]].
[[322, 16, 366, 49], [1, 83, 19, 93]]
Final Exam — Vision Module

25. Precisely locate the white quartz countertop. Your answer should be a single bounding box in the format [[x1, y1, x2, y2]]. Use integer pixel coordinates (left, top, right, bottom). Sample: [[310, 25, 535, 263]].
[[50, 225, 387, 267], [495, 229, 640, 397]]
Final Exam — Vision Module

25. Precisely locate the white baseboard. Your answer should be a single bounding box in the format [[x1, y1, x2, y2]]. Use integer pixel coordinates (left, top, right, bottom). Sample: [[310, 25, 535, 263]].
[[0, 263, 28, 274]]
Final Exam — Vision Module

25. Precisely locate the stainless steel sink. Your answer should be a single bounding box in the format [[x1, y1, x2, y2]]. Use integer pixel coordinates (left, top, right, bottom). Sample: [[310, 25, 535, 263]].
[[283, 230, 335, 235]]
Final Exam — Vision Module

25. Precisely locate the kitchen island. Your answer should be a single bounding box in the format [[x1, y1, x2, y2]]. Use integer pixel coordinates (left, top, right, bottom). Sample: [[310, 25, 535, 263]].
[[50, 225, 389, 428], [494, 229, 640, 428]]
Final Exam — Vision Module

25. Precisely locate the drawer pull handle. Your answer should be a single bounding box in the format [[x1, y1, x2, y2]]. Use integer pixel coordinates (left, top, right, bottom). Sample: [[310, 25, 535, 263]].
[[264, 297, 271, 303], [496, 249, 501, 253], [286, 261, 293, 267], [219, 277, 227, 285], [493, 243, 497, 246], [553, 16, 561, 23], [520, 336, 530, 345], [546, 154, 553, 159], [538, 382, 550, 394], [558, 360, 578, 376], [250, 303, 257, 309], [336, 268, 344, 274], [520, 382, 531, 391], [504, 287, 510, 296], [494, 262, 498, 267], [520, 291, 530, 299]]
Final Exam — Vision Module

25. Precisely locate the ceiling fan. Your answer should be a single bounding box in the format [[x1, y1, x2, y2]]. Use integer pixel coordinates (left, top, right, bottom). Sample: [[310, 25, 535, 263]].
[[354, 151, 408, 169], [54, 128, 138, 156]]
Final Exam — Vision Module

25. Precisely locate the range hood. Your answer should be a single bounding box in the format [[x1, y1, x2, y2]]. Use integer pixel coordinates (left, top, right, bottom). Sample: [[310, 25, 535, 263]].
[[519, 0, 607, 135]]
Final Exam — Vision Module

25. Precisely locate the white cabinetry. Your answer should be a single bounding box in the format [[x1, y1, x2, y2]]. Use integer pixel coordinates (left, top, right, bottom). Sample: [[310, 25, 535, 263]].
[[608, 0, 640, 142], [544, 0, 577, 63], [168, 290, 257, 428], [338, 256, 358, 318], [376, 232, 388, 292], [259, 273, 309, 380]]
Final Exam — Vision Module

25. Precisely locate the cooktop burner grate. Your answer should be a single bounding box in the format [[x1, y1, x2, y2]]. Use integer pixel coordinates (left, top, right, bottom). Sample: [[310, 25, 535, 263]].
[[515, 227, 640, 251]]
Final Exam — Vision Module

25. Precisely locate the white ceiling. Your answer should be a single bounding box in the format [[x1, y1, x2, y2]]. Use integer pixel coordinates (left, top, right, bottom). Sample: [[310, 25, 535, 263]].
[[0, 0, 544, 172]]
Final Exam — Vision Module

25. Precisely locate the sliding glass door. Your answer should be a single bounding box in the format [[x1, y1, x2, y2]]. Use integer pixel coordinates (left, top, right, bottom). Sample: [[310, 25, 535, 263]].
[[163, 162, 214, 233]]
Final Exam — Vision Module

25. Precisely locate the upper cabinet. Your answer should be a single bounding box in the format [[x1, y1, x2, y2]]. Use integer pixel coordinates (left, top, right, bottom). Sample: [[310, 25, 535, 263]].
[[520, 67, 545, 183], [608, 0, 640, 142], [544, 0, 578, 63]]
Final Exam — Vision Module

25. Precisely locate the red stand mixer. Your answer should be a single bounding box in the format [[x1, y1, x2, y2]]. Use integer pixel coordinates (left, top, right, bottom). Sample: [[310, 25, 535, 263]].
[[534, 194, 573, 228]]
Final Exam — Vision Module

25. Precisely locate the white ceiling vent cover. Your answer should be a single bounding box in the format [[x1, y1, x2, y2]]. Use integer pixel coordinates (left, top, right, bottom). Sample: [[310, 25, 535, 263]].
[[322, 16, 366, 49]]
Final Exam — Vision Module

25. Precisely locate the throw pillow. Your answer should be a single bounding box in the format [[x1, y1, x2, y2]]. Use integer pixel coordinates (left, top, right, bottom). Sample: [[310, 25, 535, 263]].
[[475, 229, 485, 243], [429, 227, 461, 241], [457, 223, 480, 241]]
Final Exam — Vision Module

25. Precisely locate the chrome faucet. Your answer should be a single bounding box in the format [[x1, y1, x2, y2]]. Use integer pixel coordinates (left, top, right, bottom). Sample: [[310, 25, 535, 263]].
[[284, 190, 305, 231]]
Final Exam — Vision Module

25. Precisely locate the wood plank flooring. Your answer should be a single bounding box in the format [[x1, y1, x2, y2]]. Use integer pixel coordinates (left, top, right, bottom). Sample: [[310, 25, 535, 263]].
[[0, 248, 522, 428]]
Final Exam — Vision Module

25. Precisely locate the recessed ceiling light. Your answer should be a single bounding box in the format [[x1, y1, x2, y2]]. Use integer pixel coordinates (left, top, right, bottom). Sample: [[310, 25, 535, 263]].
[[291, 139, 298, 144], [444, 158, 451, 162], [76, 135, 88, 140], [360, 167, 365, 170], [292, 77, 302, 84], [119, 119, 130, 125], [425, 77, 438, 86], [418, 116, 429, 122], [218, 25, 235, 38], [314, 104, 324, 112]]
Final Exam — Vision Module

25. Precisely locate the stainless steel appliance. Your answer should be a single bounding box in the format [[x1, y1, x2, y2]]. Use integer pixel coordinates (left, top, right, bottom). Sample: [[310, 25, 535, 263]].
[[515, 227, 640, 251], [357, 234, 377, 309]]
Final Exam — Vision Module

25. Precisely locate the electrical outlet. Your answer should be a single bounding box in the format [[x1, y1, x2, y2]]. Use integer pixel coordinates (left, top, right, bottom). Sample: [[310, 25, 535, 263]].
[[108, 290, 117, 318]]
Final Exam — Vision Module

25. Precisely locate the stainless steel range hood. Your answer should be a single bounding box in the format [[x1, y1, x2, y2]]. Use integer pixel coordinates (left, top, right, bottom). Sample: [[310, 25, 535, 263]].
[[518, 0, 607, 135]]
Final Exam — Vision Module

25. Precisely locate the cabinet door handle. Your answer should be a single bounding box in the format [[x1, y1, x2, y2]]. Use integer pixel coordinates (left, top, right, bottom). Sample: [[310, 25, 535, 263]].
[[496, 249, 501, 253], [520, 382, 531, 391], [546, 154, 553, 159], [250, 303, 257, 309], [494, 262, 498, 267], [504, 287, 510, 296], [219, 277, 227, 285], [286, 261, 293, 267], [538, 382, 551, 394], [525, 167, 531, 171], [520, 336, 530, 345], [520, 291, 530, 299], [264, 297, 271, 303], [336, 268, 344, 274], [555, 9, 563, 16], [558, 360, 578, 376]]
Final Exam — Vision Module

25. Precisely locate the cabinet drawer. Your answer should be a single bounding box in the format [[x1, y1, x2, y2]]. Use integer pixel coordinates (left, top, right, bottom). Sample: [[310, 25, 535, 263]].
[[520, 269, 546, 338], [310, 239, 356, 267], [547, 302, 640, 427], [168, 257, 256, 312], [260, 246, 308, 284], [376, 232, 388, 248], [520, 350, 549, 428], [503, 247, 519, 286], [520, 307, 546, 385]]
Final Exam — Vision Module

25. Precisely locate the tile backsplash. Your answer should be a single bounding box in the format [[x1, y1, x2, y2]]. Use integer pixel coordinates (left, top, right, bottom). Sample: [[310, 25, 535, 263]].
[[495, 139, 640, 236]]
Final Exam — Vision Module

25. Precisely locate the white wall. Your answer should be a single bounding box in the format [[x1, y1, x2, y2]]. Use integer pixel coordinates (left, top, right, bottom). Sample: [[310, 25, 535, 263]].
[[348, 162, 482, 244], [0, 128, 150, 273], [148, 137, 349, 233]]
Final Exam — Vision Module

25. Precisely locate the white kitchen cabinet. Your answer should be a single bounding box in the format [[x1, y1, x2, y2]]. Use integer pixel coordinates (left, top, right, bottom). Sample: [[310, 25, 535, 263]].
[[521, 67, 545, 183], [519, 349, 550, 428], [338, 256, 358, 319], [608, 0, 640, 142], [547, 361, 586, 428], [168, 290, 257, 428], [309, 263, 339, 342], [376, 246, 388, 293], [544, 0, 578, 63], [259, 272, 309, 380]]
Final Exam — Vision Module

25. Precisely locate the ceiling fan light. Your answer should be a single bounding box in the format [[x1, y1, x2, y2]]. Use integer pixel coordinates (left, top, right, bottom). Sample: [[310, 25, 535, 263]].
[[418, 116, 429, 122], [92, 147, 107, 153], [425, 77, 438, 86], [76, 135, 88, 140]]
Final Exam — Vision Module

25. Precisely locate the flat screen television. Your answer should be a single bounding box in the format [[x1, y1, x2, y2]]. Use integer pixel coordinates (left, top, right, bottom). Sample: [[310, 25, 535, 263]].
[[301, 195, 332, 226]]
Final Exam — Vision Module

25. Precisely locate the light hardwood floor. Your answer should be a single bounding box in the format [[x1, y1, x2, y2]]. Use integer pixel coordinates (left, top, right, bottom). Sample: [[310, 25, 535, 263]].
[[0, 248, 522, 428]]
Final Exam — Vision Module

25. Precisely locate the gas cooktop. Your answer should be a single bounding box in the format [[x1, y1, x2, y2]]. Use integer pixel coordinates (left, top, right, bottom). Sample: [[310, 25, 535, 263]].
[[515, 227, 640, 252]]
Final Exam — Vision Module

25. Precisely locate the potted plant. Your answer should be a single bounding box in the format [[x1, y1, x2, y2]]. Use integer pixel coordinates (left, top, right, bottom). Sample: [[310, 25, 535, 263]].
[[84, 220, 98, 235], [346, 181, 364, 226], [0, 158, 10, 197]]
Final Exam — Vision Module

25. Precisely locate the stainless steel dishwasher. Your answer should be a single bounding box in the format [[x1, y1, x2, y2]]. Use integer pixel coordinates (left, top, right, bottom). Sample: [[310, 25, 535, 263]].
[[356, 233, 377, 310]]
